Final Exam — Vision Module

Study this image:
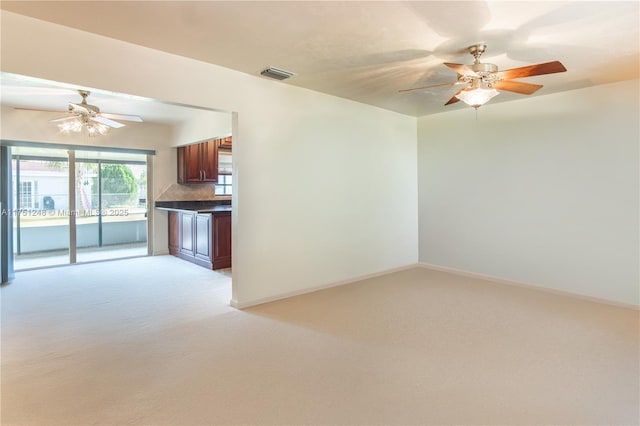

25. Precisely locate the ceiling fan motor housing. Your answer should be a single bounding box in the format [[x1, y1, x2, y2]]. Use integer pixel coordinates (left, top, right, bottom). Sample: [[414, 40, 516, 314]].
[[68, 89, 100, 115], [471, 62, 497, 74]]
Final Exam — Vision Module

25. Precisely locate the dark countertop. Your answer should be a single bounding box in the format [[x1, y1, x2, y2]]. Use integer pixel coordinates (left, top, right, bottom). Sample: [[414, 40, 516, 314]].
[[155, 200, 231, 213]]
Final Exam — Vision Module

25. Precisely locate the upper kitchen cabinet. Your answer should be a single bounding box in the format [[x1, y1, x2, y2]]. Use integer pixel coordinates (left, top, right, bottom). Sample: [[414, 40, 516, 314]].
[[177, 139, 218, 183], [218, 136, 232, 149]]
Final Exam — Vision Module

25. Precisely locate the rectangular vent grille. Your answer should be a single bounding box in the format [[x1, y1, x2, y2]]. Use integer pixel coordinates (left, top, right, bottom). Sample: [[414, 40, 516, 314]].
[[260, 67, 295, 80]]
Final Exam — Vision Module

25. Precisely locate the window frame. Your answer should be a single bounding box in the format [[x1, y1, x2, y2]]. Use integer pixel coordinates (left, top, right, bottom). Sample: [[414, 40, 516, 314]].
[[215, 174, 232, 195]]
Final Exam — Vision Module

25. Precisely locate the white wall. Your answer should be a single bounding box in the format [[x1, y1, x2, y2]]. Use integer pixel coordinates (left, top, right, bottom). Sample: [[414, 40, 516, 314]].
[[418, 79, 639, 306], [172, 109, 232, 147], [1, 11, 419, 307]]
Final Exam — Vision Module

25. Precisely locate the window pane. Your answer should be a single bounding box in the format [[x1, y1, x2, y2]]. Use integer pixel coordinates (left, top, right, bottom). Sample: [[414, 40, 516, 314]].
[[13, 157, 70, 270], [215, 174, 232, 195]]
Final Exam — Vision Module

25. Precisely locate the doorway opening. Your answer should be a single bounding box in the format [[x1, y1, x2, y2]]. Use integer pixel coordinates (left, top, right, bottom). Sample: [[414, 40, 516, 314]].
[[1, 72, 236, 307]]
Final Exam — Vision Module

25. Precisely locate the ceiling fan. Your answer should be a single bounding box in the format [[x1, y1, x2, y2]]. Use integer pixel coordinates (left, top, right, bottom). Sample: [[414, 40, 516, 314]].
[[17, 89, 143, 135], [399, 44, 567, 109]]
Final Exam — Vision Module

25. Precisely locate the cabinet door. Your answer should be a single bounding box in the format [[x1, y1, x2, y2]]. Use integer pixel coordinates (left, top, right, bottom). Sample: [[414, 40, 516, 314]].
[[179, 212, 195, 256], [168, 211, 179, 254], [200, 140, 218, 182], [179, 144, 203, 183], [194, 214, 212, 261], [212, 212, 232, 269]]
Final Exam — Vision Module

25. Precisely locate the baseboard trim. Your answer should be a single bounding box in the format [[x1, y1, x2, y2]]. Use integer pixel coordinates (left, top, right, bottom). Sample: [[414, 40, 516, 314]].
[[418, 262, 640, 311], [230, 263, 419, 309]]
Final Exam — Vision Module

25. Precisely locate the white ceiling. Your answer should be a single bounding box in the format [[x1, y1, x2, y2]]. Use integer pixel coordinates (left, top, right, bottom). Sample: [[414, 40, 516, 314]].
[[1, 1, 638, 118], [0, 73, 222, 126]]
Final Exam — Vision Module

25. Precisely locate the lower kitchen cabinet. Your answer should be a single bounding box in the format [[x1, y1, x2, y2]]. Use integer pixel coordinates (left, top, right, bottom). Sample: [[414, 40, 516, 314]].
[[194, 213, 212, 262], [180, 212, 195, 257], [168, 210, 231, 270], [212, 213, 232, 269]]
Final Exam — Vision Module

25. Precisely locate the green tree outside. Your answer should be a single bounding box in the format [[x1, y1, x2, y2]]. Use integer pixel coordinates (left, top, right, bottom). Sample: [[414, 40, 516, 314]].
[[100, 164, 137, 207]]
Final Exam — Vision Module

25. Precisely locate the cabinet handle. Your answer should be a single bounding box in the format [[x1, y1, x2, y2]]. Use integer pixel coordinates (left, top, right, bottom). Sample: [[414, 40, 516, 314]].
[[203, 170, 206, 180]]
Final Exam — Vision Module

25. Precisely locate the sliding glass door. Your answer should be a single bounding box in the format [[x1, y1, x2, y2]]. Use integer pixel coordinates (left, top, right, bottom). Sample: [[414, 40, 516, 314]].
[[12, 147, 71, 270], [75, 151, 148, 263], [7, 145, 149, 271]]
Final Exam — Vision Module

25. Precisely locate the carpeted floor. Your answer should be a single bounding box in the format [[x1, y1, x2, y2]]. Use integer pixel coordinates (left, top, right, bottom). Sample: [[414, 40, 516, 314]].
[[1, 256, 638, 425]]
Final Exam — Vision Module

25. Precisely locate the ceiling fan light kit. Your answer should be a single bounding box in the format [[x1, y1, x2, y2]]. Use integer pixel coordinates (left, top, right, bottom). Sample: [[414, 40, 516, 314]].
[[58, 115, 110, 136], [455, 85, 499, 109], [400, 44, 566, 110]]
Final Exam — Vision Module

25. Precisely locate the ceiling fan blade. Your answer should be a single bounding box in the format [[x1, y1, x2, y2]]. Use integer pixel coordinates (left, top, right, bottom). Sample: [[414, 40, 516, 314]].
[[15, 107, 67, 114], [398, 81, 459, 93], [445, 88, 466, 106], [498, 61, 567, 80], [100, 112, 143, 122], [493, 80, 543, 95], [49, 115, 76, 123], [92, 116, 125, 129], [444, 63, 478, 77]]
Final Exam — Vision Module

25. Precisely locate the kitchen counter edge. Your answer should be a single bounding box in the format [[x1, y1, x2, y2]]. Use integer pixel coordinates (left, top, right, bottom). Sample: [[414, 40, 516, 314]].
[[155, 201, 231, 214]]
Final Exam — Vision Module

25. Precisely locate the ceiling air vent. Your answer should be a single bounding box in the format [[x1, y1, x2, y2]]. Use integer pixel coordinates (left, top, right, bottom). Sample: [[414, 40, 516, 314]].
[[260, 67, 295, 80]]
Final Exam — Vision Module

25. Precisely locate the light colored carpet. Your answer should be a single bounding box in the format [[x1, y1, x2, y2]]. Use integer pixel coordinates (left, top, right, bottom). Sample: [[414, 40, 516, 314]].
[[1, 256, 638, 425]]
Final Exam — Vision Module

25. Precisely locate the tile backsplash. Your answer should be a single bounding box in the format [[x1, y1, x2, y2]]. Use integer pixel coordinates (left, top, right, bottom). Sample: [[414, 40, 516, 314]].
[[156, 183, 230, 201]]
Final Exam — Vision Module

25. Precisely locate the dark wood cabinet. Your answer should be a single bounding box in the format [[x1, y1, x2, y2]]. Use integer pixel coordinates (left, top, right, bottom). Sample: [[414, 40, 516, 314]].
[[177, 139, 218, 183], [180, 212, 195, 256], [218, 136, 232, 149], [194, 214, 212, 261], [178, 143, 201, 183], [212, 212, 232, 269], [200, 140, 218, 182], [167, 210, 231, 270]]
